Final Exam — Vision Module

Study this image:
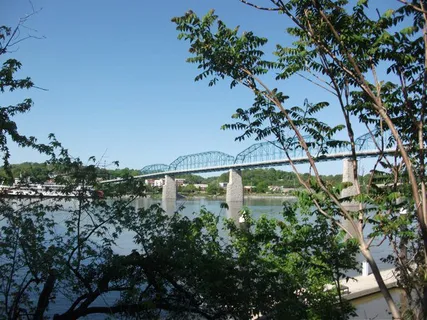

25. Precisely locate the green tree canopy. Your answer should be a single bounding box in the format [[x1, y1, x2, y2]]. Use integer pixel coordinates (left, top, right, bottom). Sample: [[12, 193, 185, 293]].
[[206, 181, 223, 195], [173, 1, 427, 318], [255, 181, 269, 193]]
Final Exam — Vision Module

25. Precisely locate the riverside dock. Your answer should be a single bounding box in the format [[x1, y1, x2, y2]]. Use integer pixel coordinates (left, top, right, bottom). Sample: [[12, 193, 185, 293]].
[[343, 268, 398, 300]]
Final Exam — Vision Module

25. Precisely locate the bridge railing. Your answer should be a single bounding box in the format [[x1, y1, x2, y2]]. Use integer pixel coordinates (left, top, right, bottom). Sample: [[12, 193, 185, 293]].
[[139, 131, 396, 175], [140, 164, 170, 175]]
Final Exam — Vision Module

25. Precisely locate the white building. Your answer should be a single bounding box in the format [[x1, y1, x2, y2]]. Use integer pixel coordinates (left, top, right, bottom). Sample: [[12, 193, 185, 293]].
[[153, 179, 165, 187]]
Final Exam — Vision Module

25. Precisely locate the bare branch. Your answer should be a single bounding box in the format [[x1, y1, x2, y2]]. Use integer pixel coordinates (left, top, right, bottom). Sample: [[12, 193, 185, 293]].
[[238, 0, 280, 11], [398, 0, 427, 14], [296, 72, 337, 95], [241, 67, 362, 234], [0, 4, 44, 55]]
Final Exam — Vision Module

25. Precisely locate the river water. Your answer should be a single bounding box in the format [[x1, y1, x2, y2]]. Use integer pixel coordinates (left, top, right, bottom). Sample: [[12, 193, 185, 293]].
[[133, 197, 394, 273], [149, 196, 397, 320], [9, 197, 397, 319], [131, 197, 396, 320]]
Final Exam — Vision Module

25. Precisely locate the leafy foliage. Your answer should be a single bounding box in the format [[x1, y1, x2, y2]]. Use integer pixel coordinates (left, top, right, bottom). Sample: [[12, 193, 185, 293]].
[[173, 1, 427, 318], [0, 25, 52, 179], [0, 142, 357, 319], [0, 14, 358, 320], [0, 140, 147, 319], [206, 181, 225, 195]]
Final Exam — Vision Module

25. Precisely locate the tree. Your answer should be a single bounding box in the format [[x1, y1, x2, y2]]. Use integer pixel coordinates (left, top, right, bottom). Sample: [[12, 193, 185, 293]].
[[0, 14, 51, 179], [0, 5, 370, 320], [0, 144, 145, 319], [206, 181, 223, 195], [0, 145, 358, 319], [0, 15, 358, 320], [255, 181, 269, 193], [185, 183, 198, 193], [173, 1, 427, 318], [118, 206, 358, 320], [107, 167, 140, 179], [176, 173, 205, 184], [0, 162, 52, 184]]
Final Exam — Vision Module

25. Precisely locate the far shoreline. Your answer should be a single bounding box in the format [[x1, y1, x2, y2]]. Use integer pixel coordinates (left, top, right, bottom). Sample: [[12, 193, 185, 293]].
[[147, 193, 298, 201]]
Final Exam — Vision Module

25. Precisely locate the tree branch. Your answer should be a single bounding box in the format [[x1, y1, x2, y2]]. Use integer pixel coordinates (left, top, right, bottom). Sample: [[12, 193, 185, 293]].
[[398, 0, 427, 14], [33, 269, 56, 320], [239, 0, 280, 11]]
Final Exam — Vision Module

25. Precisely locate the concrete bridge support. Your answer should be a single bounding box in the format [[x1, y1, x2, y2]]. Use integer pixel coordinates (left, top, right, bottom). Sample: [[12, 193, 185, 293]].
[[226, 169, 245, 228], [340, 158, 361, 236], [341, 158, 358, 199], [340, 159, 370, 276], [226, 169, 244, 204], [162, 175, 177, 202]]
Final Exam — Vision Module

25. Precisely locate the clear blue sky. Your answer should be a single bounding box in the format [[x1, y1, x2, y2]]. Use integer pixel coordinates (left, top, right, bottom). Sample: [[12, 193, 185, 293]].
[[2, 0, 396, 175]]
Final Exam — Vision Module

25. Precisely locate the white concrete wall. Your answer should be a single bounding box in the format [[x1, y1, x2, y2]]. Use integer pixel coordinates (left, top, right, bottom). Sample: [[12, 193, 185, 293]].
[[226, 169, 243, 203], [162, 175, 176, 201], [341, 158, 358, 199]]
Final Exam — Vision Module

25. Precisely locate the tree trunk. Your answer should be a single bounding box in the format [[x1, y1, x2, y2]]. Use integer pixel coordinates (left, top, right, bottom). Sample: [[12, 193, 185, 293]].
[[33, 270, 56, 320], [361, 248, 401, 319]]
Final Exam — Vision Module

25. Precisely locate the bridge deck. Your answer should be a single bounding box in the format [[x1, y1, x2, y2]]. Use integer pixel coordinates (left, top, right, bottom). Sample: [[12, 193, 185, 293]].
[[102, 149, 396, 183]]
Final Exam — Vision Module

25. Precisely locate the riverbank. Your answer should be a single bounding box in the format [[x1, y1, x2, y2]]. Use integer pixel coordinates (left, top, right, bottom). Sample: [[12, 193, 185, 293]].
[[147, 193, 297, 201]]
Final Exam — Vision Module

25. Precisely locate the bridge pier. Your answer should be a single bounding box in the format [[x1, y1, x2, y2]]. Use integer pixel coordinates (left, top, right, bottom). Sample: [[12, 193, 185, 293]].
[[341, 158, 358, 200], [340, 159, 360, 235], [226, 169, 244, 204], [226, 169, 245, 229], [162, 175, 176, 202], [341, 159, 374, 277]]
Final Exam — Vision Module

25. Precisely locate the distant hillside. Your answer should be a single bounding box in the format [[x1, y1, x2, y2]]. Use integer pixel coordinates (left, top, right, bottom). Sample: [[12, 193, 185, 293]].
[[177, 168, 342, 189], [1, 163, 344, 188], [0, 162, 140, 184], [0, 162, 52, 184]]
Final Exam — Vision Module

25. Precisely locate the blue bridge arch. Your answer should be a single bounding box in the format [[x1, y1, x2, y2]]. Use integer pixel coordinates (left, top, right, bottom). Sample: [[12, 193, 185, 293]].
[[169, 151, 235, 171], [140, 164, 170, 175], [136, 130, 395, 176]]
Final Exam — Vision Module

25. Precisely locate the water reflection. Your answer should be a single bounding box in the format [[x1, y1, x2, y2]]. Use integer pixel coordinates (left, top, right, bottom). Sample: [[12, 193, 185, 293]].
[[340, 205, 393, 277], [352, 288, 403, 319], [6, 197, 396, 318], [128, 197, 394, 290], [161, 199, 176, 216], [226, 200, 243, 224], [226, 200, 250, 231]]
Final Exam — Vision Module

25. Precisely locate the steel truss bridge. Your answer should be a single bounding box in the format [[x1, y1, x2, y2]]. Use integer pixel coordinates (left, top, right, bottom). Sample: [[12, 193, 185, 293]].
[[102, 132, 396, 182]]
